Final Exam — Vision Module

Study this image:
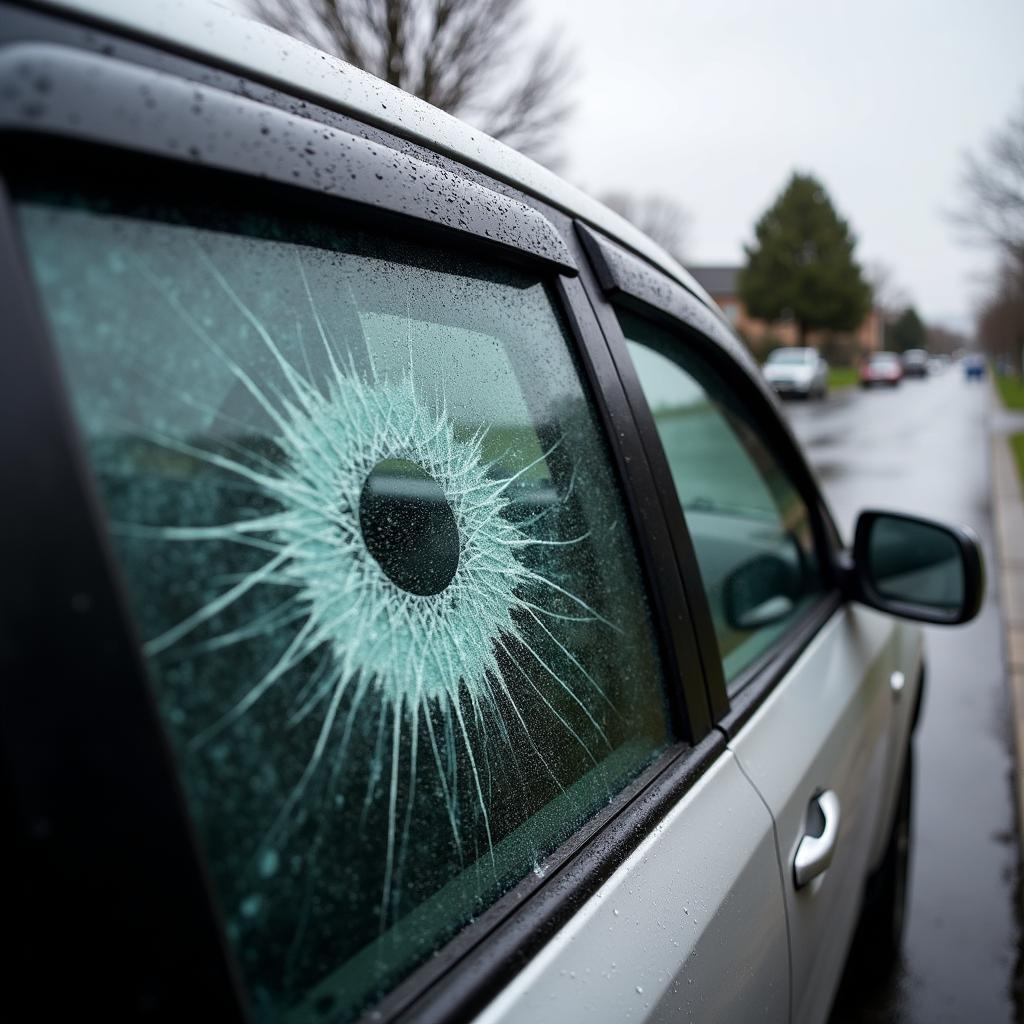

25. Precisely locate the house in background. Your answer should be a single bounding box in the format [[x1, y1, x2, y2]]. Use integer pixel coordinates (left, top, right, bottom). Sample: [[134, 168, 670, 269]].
[[687, 265, 883, 360]]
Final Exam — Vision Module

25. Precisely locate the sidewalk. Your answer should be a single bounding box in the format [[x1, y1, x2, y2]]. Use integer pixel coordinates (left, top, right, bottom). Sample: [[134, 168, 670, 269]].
[[991, 391, 1024, 904]]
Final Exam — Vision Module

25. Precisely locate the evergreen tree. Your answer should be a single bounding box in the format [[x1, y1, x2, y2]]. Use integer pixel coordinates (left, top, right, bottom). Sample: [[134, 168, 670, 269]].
[[739, 173, 872, 344], [888, 307, 928, 353]]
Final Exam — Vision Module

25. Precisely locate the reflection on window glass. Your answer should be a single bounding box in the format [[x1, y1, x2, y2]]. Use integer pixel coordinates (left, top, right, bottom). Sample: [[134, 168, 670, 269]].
[[18, 196, 670, 1022], [619, 312, 823, 687], [868, 517, 964, 610]]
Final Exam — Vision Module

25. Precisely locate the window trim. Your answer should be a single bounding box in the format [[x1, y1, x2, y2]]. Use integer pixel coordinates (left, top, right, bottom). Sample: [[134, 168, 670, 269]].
[[0, 9, 725, 1019], [575, 222, 846, 728], [555, 269, 712, 742]]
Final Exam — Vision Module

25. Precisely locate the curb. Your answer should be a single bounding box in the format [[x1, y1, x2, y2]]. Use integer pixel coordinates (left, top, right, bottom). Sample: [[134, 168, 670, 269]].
[[991, 399, 1024, 913]]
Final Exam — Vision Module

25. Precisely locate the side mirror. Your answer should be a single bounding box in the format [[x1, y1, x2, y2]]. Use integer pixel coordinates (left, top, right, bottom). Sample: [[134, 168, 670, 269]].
[[724, 550, 803, 630], [848, 510, 984, 624]]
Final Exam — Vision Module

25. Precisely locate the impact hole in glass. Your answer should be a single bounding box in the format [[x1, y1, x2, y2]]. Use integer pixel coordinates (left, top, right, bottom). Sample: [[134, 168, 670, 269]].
[[359, 457, 460, 596]]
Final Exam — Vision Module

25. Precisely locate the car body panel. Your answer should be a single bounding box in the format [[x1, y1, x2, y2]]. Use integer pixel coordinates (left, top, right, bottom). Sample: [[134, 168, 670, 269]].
[[728, 603, 918, 1024], [473, 749, 789, 1024]]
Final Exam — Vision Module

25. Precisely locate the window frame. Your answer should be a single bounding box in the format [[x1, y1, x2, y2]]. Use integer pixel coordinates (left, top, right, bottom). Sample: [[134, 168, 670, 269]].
[[575, 222, 846, 733], [0, 6, 726, 1022]]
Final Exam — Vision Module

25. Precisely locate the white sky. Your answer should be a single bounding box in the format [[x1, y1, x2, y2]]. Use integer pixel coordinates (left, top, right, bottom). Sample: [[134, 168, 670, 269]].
[[529, 0, 1024, 331]]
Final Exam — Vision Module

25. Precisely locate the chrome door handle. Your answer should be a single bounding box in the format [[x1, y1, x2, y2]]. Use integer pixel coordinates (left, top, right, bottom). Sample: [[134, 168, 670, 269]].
[[793, 790, 841, 888]]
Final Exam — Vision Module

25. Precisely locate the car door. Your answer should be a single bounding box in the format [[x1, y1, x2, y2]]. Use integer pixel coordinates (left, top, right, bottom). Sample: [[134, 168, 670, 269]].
[[576, 226, 922, 1024], [725, 610, 913, 1024]]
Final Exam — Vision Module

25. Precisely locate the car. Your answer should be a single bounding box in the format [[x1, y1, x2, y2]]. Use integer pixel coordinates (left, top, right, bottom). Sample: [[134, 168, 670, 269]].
[[860, 351, 904, 387], [0, 3, 986, 1023], [901, 349, 929, 378], [762, 346, 829, 400], [964, 353, 987, 380]]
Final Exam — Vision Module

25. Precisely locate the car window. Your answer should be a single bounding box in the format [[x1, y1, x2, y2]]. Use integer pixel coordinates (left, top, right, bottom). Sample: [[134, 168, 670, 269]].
[[16, 193, 671, 1022], [617, 311, 824, 689]]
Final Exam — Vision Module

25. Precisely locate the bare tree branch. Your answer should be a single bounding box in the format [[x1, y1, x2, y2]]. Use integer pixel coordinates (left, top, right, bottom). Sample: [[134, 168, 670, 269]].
[[955, 90, 1024, 271], [246, 0, 575, 165], [864, 260, 910, 318], [954, 90, 1024, 366]]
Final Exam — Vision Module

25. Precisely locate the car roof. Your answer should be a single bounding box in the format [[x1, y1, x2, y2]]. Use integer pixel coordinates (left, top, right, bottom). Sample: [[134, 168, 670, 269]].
[[31, 0, 717, 315]]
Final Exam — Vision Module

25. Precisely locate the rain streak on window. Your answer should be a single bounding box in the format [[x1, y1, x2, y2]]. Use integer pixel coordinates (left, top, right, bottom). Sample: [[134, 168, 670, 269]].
[[17, 195, 670, 1022]]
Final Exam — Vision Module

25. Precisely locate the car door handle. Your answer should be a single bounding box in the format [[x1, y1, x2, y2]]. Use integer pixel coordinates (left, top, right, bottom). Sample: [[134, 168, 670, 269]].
[[793, 790, 841, 888]]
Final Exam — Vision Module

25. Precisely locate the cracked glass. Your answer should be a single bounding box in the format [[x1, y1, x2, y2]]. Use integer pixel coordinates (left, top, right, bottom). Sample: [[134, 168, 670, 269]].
[[17, 193, 670, 1023]]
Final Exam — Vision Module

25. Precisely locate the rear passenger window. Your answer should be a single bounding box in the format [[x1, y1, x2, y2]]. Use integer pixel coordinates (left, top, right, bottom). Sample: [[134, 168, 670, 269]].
[[618, 312, 824, 688], [17, 194, 670, 1021]]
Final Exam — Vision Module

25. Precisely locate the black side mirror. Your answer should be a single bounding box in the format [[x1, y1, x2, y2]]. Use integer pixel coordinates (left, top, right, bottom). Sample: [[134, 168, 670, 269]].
[[848, 510, 984, 624]]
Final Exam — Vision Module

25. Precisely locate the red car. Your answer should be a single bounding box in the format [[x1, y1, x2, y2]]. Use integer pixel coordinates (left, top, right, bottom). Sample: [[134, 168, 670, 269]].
[[860, 352, 904, 387]]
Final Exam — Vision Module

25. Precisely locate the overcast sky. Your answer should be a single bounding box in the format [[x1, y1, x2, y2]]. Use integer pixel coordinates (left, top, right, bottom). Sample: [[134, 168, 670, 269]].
[[528, 0, 1024, 331]]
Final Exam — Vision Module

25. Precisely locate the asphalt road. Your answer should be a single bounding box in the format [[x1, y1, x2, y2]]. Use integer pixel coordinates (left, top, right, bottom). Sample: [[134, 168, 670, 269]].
[[780, 370, 1020, 1022]]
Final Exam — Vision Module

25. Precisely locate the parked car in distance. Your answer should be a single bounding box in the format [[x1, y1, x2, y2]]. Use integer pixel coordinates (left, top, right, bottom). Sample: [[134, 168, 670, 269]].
[[964, 353, 987, 380], [928, 354, 950, 375], [762, 346, 829, 399], [1, 3, 987, 1024], [901, 349, 929, 378], [860, 351, 904, 387]]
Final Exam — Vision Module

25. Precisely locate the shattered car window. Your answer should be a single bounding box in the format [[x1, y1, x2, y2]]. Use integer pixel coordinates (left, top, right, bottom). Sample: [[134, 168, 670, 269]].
[[16, 195, 670, 1022]]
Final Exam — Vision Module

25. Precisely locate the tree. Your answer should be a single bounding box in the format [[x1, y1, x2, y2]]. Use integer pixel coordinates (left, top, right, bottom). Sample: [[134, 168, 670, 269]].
[[978, 259, 1024, 369], [887, 307, 927, 353], [739, 172, 872, 345], [956, 92, 1024, 371], [246, 0, 574, 166], [957, 90, 1024, 274], [925, 323, 967, 357], [601, 192, 690, 263]]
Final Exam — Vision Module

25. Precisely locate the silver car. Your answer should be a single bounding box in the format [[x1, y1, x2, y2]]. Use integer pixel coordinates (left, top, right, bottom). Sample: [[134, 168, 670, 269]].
[[0, 3, 984, 1023], [763, 346, 830, 400]]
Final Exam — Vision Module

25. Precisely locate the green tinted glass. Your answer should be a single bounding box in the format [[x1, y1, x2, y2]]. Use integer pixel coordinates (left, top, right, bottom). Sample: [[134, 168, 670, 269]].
[[618, 312, 823, 687], [18, 195, 669, 1022]]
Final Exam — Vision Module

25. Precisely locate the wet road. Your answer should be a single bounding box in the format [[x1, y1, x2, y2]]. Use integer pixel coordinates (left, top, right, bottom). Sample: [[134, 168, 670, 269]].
[[781, 371, 1020, 1022]]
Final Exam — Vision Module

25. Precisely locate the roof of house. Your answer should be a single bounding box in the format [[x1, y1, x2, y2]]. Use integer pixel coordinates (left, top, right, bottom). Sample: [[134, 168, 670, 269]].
[[686, 266, 741, 296], [31, 0, 716, 314]]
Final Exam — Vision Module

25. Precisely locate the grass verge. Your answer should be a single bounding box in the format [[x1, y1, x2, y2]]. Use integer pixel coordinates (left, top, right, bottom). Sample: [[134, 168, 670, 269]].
[[828, 367, 860, 391], [1011, 433, 1024, 491], [996, 374, 1024, 411]]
